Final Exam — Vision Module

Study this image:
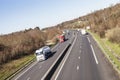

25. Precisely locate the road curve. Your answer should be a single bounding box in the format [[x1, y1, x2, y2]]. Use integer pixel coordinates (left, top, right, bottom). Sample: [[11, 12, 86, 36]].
[[51, 31, 119, 80], [11, 30, 74, 80], [11, 30, 119, 80]]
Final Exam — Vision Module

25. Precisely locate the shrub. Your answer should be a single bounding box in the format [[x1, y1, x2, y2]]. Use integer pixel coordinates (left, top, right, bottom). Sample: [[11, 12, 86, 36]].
[[0, 27, 62, 65], [106, 27, 120, 44], [0, 28, 45, 65]]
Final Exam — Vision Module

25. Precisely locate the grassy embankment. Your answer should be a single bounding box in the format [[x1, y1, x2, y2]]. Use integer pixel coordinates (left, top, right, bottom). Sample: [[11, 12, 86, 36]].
[[0, 42, 57, 80], [89, 31, 120, 73], [0, 27, 62, 80], [0, 54, 35, 80]]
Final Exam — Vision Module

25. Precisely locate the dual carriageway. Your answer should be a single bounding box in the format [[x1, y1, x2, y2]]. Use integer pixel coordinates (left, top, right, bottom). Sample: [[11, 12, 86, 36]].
[[11, 30, 119, 80]]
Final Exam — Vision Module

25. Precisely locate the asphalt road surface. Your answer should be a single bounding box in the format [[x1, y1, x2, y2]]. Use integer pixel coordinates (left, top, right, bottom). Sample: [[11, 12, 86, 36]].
[[52, 31, 119, 80], [11, 30, 73, 80], [11, 30, 119, 80]]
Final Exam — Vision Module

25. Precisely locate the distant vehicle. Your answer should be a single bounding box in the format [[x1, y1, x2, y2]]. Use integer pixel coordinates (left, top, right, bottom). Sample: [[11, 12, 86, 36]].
[[86, 26, 90, 30], [63, 30, 69, 35], [81, 29, 87, 35], [35, 46, 52, 61], [77, 29, 81, 31], [58, 34, 65, 43], [66, 30, 70, 34]]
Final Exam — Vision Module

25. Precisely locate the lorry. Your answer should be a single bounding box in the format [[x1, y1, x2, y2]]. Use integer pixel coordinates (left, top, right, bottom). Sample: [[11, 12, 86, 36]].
[[81, 29, 87, 35], [58, 34, 65, 43], [35, 46, 52, 61]]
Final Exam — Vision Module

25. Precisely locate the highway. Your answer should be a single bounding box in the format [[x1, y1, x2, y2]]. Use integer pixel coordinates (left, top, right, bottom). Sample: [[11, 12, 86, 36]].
[[11, 30, 73, 80], [11, 30, 119, 80]]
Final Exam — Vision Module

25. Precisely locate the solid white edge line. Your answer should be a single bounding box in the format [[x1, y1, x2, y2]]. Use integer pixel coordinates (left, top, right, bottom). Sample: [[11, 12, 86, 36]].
[[51, 43, 59, 50], [87, 37, 91, 43], [27, 77, 30, 80], [54, 35, 77, 80], [15, 43, 59, 80], [15, 61, 38, 80], [90, 45, 99, 64], [14, 39, 60, 80], [41, 43, 69, 80]]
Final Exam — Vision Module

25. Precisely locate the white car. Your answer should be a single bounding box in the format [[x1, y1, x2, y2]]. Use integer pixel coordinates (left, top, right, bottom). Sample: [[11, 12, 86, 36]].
[[35, 46, 52, 61]]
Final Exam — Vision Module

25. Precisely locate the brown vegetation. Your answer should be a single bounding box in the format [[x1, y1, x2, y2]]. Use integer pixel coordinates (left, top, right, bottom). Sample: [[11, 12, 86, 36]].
[[106, 27, 120, 44], [55, 3, 120, 43], [1, 3, 119, 65], [83, 3, 120, 38], [0, 27, 62, 65]]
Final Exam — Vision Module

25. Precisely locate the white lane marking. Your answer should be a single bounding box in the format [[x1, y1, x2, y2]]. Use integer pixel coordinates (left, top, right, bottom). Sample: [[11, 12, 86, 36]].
[[14, 39, 59, 80], [14, 42, 59, 80], [87, 37, 91, 43], [51, 43, 59, 50], [27, 77, 30, 80], [15, 61, 38, 80], [78, 56, 80, 59], [41, 42, 71, 80], [90, 45, 99, 64], [77, 66, 79, 70], [54, 35, 77, 80], [39, 66, 42, 69]]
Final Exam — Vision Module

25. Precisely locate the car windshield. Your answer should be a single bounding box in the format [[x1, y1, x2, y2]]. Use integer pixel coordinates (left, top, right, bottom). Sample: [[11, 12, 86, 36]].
[[36, 52, 43, 56]]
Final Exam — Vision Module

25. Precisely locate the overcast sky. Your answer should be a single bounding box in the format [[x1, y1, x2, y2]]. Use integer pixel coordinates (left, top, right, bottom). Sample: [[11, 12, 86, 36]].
[[0, 0, 119, 34]]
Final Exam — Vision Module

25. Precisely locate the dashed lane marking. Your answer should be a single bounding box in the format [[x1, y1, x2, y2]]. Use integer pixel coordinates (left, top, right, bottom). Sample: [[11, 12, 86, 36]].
[[87, 37, 91, 43], [78, 56, 80, 59], [54, 35, 77, 80], [77, 66, 79, 70]]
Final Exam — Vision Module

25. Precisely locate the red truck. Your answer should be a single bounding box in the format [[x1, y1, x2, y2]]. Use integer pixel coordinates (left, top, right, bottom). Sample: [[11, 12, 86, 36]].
[[58, 34, 65, 43]]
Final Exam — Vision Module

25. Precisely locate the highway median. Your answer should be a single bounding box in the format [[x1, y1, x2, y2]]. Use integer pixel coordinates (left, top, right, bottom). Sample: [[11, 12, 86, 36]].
[[41, 35, 76, 80]]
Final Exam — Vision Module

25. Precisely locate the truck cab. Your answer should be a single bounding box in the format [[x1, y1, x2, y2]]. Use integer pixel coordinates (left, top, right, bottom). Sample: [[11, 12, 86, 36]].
[[35, 46, 52, 61], [81, 29, 87, 35], [59, 34, 65, 43]]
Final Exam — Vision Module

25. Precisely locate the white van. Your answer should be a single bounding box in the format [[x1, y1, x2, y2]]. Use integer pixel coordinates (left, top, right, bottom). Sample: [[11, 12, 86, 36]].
[[35, 46, 52, 61], [81, 29, 86, 35]]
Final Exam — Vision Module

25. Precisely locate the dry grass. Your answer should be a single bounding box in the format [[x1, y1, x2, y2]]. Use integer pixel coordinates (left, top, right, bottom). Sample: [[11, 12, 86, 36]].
[[106, 27, 120, 44], [0, 54, 35, 80], [48, 3, 120, 39], [0, 27, 62, 79], [90, 31, 120, 71], [85, 3, 120, 38], [0, 27, 62, 65], [0, 27, 45, 65]]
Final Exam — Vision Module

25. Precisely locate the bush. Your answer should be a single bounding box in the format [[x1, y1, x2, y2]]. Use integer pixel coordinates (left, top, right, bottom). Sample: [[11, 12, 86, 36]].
[[0, 27, 62, 65], [0, 28, 45, 65], [106, 27, 120, 44]]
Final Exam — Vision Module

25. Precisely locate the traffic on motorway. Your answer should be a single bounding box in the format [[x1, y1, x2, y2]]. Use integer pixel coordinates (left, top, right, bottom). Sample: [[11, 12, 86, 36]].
[[11, 30, 119, 80]]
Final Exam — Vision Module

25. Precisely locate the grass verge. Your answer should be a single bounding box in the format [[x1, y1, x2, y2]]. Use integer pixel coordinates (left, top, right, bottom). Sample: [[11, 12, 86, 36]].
[[0, 54, 35, 80], [89, 31, 120, 73], [0, 41, 58, 80]]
